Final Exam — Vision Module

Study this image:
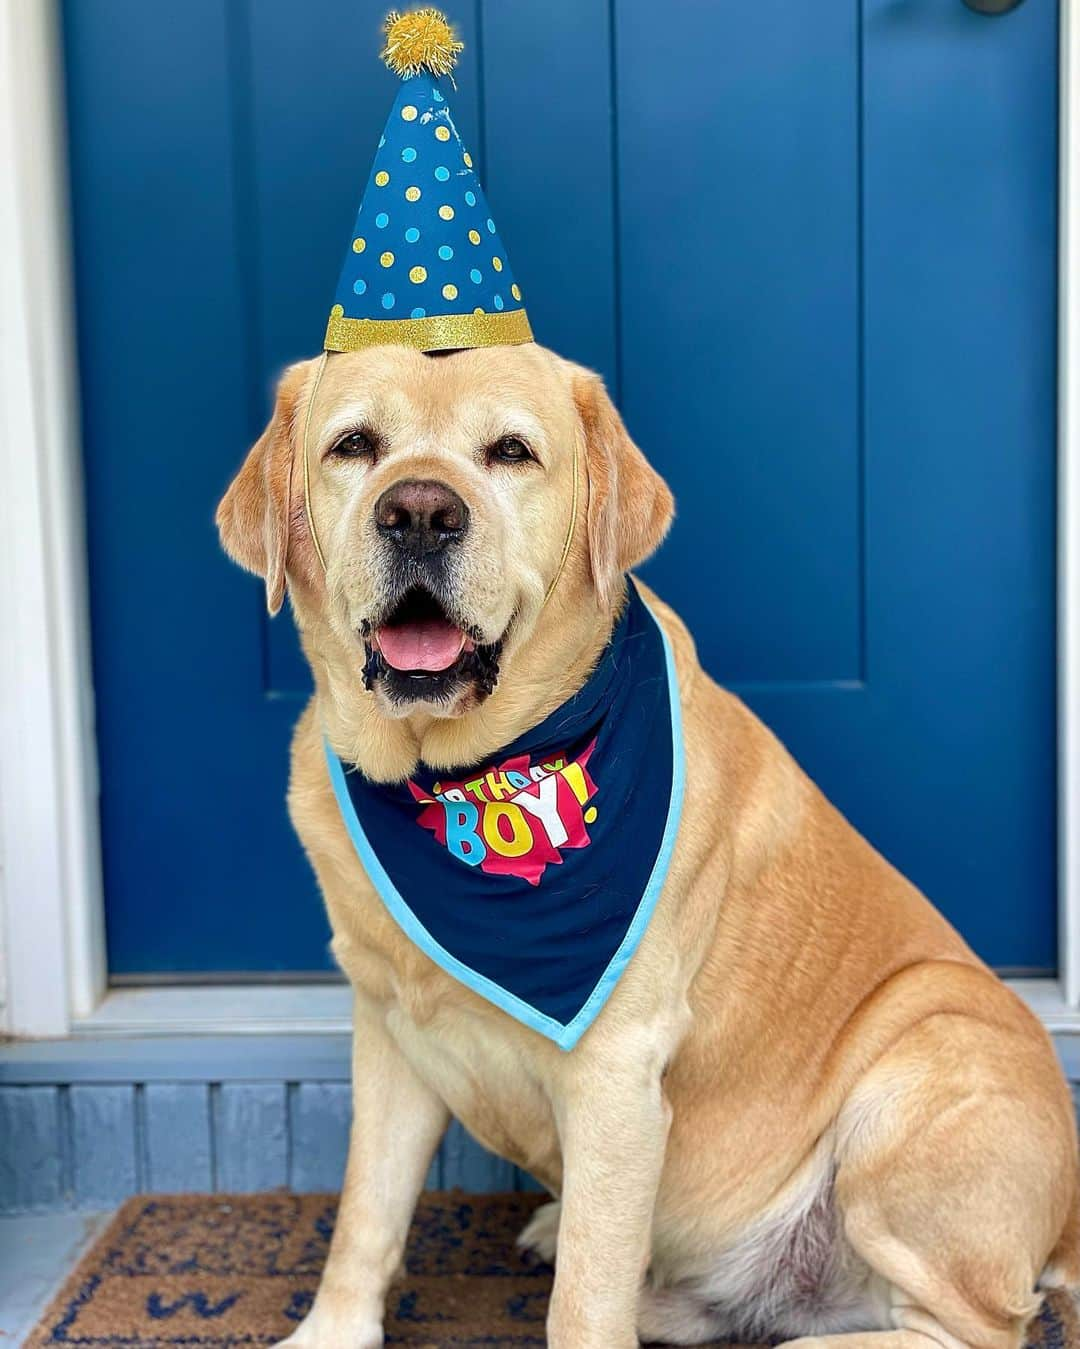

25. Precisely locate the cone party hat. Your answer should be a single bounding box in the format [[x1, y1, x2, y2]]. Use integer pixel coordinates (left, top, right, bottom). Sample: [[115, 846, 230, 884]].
[[324, 9, 532, 354]]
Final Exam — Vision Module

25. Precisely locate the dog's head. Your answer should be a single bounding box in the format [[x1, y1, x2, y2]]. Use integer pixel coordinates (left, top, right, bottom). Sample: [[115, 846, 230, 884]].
[[217, 343, 672, 731]]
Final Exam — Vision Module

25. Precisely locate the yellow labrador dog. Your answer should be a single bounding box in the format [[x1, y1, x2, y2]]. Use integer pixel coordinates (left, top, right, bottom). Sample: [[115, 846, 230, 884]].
[[218, 342, 1079, 1349]]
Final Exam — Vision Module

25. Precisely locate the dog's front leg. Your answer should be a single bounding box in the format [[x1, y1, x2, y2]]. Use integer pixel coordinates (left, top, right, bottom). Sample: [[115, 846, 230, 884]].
[[547, 1048, 670, 1349], [278, 998, 449, 1349]]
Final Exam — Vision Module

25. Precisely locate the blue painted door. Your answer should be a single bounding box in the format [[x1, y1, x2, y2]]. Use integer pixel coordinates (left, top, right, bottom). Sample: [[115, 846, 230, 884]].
[[62, 0, 1057, 977]]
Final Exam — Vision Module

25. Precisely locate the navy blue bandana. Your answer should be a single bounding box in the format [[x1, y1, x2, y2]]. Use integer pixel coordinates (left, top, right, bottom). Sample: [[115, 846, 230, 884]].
[[324, 582, 684, 1050]]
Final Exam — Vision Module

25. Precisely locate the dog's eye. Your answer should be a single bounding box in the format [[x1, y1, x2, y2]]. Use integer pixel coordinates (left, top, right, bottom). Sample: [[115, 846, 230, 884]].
[[329, 430, 376, 460], [487, 436, 533, 465]]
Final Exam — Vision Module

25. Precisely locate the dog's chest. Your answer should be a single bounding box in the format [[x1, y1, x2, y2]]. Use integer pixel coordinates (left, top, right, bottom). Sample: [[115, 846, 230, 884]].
[[386, 999, 562, 1183], [331, 895, 562, 1181]]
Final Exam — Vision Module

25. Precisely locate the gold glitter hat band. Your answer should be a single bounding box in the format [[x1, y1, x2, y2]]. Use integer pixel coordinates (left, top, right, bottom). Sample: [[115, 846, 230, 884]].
[[324, 306, 533, 354]]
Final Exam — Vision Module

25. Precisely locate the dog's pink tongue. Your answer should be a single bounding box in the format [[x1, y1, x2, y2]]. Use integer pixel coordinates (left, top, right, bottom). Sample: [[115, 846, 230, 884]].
[[377, 619, 463, 672]]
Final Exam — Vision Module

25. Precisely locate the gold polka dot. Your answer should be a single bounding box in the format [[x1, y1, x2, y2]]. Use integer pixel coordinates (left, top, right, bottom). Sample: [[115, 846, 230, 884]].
[[473, 306, 485, 315], [463, 152, 473, 168], [352, 237, 366, 253], [401, 105, 418, 121], [584, 806, 598, 824], [492, 256, 503, 272], [330, 304, 344, 317], [442, 283, 458, 300], [468, 229, 481, 245], [433, 782, 442, 794], [511, 284, 522, 301], [380, 250, 394, 267], [409, 265, 427, 283], [438, 204, 454, 221], [375, 170, 389, 186], [434, 124, 451, 142], [405, 186, 421, 202]]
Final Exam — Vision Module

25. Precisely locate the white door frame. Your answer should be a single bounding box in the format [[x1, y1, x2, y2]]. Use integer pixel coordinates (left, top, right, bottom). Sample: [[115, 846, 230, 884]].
[[0, 0, 1077, 1039], [0, 0, 106, 1038]]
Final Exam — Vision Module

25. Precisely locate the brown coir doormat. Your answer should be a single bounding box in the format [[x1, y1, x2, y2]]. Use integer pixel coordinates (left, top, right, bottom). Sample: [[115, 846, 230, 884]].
[[27, 1190, 1080, 1349]]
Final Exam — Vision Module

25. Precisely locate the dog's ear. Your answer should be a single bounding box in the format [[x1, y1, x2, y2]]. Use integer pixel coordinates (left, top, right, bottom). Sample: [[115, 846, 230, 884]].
[[216, 362, 309, 616], [573, 370, 674, 608]]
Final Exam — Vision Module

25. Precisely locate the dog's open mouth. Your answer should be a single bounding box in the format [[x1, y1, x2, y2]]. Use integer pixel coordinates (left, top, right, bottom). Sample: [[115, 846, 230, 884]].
[[374, 588, 475, 674], [361, 587, 502, 704]]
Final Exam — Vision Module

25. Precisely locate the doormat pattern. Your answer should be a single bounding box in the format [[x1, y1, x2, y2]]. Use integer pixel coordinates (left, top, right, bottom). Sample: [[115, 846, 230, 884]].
[[27, 1190, 1080, 1348]]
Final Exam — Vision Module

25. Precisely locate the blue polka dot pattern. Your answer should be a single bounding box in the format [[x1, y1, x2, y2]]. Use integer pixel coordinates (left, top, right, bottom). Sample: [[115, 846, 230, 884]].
[[326, 72, 529, 352]]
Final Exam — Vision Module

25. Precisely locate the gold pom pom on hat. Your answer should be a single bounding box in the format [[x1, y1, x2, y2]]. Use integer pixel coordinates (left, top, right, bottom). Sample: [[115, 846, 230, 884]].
[[381, 8, 463, 79]]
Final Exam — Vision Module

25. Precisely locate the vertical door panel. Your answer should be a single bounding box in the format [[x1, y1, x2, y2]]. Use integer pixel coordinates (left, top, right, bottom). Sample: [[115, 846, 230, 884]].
[[482, 0, 618, 388], [63, 0, 331, 972], [858, 0, 1058, 967], [619, 1, 863, 684]]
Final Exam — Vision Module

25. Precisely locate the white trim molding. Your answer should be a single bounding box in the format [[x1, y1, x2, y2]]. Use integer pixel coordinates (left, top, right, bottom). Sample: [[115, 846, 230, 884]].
[[0, 0, 1077, 1042], [0, 0, 105, 1036], [62, 981, 1080, 1042], [71, 984, 353, 1038], [1008, 979, 1080, 1035]]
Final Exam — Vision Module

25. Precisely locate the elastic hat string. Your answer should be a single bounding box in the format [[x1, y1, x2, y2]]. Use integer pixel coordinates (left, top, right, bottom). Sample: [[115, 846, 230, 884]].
[[302, 353, 329, 576], [541, 435, 579, 608]]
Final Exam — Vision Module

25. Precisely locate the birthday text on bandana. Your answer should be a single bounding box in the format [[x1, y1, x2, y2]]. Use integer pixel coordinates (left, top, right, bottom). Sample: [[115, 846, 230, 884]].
[[408, 742, 598, 886]]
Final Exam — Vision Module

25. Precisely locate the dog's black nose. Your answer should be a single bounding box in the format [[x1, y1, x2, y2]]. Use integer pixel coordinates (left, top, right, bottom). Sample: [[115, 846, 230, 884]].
[[374, 479, 469, 556]]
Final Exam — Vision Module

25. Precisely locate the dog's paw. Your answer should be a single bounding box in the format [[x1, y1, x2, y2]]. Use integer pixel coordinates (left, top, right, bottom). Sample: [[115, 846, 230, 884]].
[[516, 1200, 560, 1266]]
